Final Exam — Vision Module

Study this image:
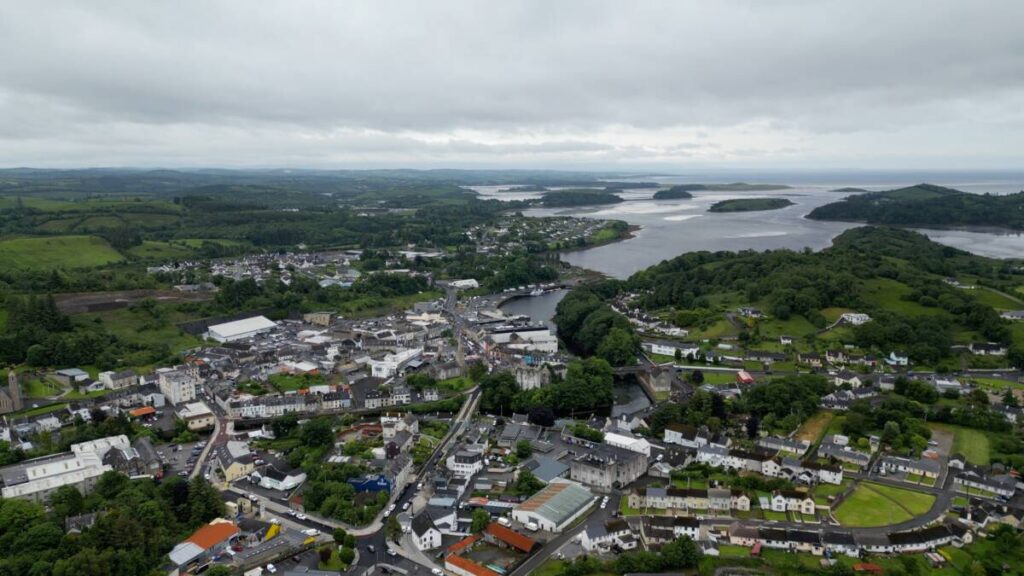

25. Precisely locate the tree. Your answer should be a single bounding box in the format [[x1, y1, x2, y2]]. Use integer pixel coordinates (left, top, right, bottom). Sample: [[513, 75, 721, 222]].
[[468, 361, 488, 382], [515, 439, 533, 459], [689, 370, 704, 385], [385, 514, 402, 542], [300, 418, 335, 447], [596, 327, 639, 367], [338, 546, 355, 565], [333, 527, 348, 545], [511, 469, 544, 497], [527, 405, 555, 427], [206, 567, 233, 576], [272, 413, 300, 438], [674, 348, 682, 363], [660, 536, 701, 569], [471, 509, 491, 533]]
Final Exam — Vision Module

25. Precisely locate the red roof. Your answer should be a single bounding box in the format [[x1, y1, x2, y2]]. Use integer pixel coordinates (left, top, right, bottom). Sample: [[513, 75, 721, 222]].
[[446, 554, 500, 576], [448, 534, 479, 554], [185, 521, 239, 550], [129, 406, 156, 418], [485, 522, 536, 553]]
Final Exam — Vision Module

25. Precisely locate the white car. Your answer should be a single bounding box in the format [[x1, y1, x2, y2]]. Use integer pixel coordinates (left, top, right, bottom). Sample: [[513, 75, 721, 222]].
[[387, 548, 399, 557], [432, 569, 444, 576], [266, 564, 277, 574], [296, 513, 308, 521]]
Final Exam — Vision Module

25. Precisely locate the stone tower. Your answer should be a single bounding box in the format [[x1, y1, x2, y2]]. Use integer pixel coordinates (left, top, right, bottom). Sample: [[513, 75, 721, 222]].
[[8, 370, 21, 411]]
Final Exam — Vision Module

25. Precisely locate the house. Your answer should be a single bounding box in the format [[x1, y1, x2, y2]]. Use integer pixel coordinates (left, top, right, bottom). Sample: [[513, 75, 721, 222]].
[[833, 371, 863, 388], [663, 423, 709, 449], [98, 370, 137, 390], [512, 479, 594, 533], [779, 335, 794, 346], [841, 313, 872, 325], [757, 436, 810, 456], [954, 466, 1017, 498], [483, 522, 537, 553], [167, 519, 239, 569], [880, 456, 941, 479], [411, 512, 443, 551], [746, 350, 787, 364], [0, 435, 131, 502], [885, 351, 909, 367], [580, 518, 635, 552], [798, 353, 823, 368], [603, 431, 652, 457], [969, 342, 1007, 356], [446, 448, 485, 478], [738, 307, 764, 319], [770, 490, 816, 515], [642, 339, 701, 359], [256, 466, 307, 491]]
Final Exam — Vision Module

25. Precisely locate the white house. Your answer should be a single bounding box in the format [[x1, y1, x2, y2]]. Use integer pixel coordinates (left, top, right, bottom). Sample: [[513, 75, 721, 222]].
[[411, 513, 442, 551], [841, 313, 872, 325]]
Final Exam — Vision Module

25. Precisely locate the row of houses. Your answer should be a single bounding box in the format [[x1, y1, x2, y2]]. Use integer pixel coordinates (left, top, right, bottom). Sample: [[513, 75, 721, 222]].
[[728, 519, 972, 556]]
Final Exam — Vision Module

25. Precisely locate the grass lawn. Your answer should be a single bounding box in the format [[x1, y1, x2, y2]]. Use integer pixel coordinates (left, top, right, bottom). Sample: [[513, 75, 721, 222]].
[[718, 544, 752, 558], [15, 402, 68, 417], [534, 560, 566, 576], [834, 484, 914, 526], [0, 235, 124, 270], [972, 287, 1023, 310], [813, 479, 851, 505], [762, 510, 788, 521], [701, 370, 740, 385], [22, 378, 64, 398], [795, 411, 834, 444], [756, 314, 817, 339], [867, 482, 936, 515], [318, 548, 348, 571], [437, 376, 473, 393], [929, 423, 991, 465]]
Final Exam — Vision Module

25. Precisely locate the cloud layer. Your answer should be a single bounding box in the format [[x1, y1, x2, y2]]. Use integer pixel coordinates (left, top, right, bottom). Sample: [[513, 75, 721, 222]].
[[1, 1, 1022, 169]]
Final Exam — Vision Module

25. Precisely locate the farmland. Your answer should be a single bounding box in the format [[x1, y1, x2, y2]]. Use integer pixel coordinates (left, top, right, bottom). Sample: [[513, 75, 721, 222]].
[[0, 235, 124, 269]]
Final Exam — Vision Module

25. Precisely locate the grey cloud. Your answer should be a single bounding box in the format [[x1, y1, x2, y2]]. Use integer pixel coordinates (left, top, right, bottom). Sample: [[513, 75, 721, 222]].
[[0, 0, 1022, 167]]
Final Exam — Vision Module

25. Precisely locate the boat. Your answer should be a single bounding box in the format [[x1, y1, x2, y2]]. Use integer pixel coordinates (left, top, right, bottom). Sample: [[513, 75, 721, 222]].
[[529, 288, 545, 296]]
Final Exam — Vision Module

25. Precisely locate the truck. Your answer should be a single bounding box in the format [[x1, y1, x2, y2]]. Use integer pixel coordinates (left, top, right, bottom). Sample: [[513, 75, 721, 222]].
[[497, 517, 511, 527], [525, 521, 539, 532]]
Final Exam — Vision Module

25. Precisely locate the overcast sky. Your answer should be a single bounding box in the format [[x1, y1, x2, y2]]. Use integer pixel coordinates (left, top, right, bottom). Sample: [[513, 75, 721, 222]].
[[1, 1, 1022, 170]]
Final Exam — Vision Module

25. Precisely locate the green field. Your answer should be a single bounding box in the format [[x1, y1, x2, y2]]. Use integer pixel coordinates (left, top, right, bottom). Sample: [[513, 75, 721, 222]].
[[756, 314, 817, 339], [930, 423, 990, 465], [125, 241, 196, 260], [812, 478, 851, 505], [74, 306, 203, 367], [0, 235, 124, 269], [834, 482, 933, 526], [795, 411, 834, 444], [860, 278, 938, 317], [867, 482, 936, 515], [971, 287, 1023, 310]]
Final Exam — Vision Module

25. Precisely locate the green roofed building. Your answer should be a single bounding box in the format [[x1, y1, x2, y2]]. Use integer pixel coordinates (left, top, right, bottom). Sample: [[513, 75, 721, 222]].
[[511, 479, 594, 533]]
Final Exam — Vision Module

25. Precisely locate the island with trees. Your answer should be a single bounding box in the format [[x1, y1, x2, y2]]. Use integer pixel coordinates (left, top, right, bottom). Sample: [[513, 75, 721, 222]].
[[652, 186, 695, 200], [808, 183, 1024, 230], [538, 189, 625, 207], [708, 197, 794, 212]]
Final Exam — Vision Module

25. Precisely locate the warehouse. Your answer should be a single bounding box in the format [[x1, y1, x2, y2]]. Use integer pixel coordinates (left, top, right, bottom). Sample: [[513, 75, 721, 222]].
[[512, 479, 594, 533], [206, 316, 277, 343]]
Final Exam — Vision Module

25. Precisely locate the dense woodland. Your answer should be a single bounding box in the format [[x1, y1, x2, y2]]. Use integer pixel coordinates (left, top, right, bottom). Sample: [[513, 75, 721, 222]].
[[807, 183, 1024, 230]]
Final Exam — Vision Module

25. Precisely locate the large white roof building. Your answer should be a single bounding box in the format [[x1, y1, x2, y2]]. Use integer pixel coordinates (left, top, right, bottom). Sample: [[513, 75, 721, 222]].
[[206, 316, 277, 342]]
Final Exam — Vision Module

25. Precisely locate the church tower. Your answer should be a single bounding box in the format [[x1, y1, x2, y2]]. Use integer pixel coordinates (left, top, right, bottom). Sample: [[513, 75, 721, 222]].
[[8, 369, 21, 411]]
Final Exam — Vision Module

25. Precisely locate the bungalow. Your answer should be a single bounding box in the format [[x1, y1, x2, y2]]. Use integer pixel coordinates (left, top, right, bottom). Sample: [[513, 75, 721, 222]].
[[779, 335, 794, 346], [840, 313, 872, 326], [638, 515, 701, 546], [969, 342, 1008, 356], [885, 351, 909, 367], [822, 531, 859, 557], [738, 307, 764, 319], [880, 455, 941, 479], [798, 353, 823, 368], [817, 441, 871, 469], [757, 436, 811, 456], [746, 350, 788, 364], [256, 466, 307, 491], [825, 350, 847, 365], [954, 466, 1017, 498]]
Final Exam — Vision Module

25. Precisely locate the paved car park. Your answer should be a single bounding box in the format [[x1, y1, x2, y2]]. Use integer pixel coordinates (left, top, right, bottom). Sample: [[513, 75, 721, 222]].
[[160, 440, 205, 478]]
